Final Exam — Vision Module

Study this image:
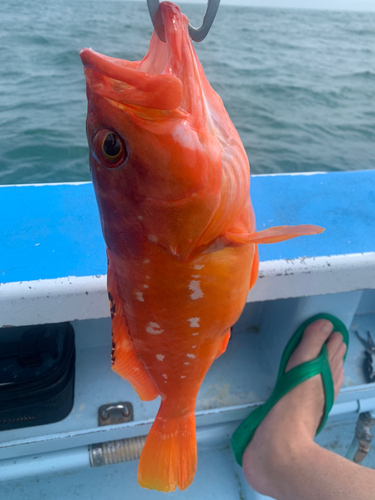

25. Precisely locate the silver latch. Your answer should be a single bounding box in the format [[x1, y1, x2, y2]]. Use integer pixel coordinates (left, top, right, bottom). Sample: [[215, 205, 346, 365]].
[[98, 402, 133, 426]]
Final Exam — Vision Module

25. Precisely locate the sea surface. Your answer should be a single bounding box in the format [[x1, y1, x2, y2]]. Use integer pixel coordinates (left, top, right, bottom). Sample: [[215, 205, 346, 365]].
[[1, 0, 374, 184]]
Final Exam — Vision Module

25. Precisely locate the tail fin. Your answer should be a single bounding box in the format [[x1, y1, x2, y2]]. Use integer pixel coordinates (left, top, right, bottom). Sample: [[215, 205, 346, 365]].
[[138, 406, 197, 492]]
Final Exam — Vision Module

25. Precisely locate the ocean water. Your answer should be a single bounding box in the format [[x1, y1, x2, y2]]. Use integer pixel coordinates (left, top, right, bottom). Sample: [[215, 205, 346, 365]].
[[1, 0, 374, 184]]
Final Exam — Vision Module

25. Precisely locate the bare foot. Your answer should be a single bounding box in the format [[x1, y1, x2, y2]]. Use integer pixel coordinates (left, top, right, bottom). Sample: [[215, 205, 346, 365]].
[[242, 319, 347, 498]]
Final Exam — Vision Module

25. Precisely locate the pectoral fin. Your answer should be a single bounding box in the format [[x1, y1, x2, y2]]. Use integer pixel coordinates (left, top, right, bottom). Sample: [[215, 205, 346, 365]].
[[225, 225, 324, 245], [249, 245, 259, 290], [215, 328, 231, 359]]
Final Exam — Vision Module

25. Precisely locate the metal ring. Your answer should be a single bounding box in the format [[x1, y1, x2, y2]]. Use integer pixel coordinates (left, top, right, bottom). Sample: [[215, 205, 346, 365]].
[[147, 0, 221, 43]]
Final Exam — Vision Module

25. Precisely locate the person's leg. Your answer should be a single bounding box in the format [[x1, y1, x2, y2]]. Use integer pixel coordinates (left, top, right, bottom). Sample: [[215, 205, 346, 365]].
[[242, 319, 375, 500]]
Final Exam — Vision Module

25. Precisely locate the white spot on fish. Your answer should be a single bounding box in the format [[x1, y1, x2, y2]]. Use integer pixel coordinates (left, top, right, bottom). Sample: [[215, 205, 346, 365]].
[[172, 123, 201, 151], [136, 292, 144, 302], [188, 317, 200, 328], [192, 346, 197, 348], [146, 276, 151, 280], [191, 275, 200, 278], [147, 322, 164, 335], [162, 374, 168, 379], [156, 354, 165, 361], [143, 284, 149, 289], [184, 362, 190, 366], [143, 259, 150, 264], [187, 353, 196, 359], [148, 235, 158, 243], [193, 264, 204, 270], [181, 376, 186, 379], [192, 332, 199, 336], [138, 215, 143, 220], [189, 280, 203, 300]]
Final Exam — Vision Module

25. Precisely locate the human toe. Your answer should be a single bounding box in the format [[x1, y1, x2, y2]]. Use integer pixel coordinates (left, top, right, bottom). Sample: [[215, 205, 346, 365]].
[[326, 333, 347, 396], [334, 367, 345, 397], [326, 332, 347, 362], [286, 319, 334, 372]]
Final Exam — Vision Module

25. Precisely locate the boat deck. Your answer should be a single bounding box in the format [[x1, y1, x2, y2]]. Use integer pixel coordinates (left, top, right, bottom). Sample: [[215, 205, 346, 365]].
[[0, 171, 375, 499]]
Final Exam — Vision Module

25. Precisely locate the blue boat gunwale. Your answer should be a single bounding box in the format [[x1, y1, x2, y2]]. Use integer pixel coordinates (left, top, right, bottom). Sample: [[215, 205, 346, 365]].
[[0, 171, 374, 492], [0, 169, 374, 285]]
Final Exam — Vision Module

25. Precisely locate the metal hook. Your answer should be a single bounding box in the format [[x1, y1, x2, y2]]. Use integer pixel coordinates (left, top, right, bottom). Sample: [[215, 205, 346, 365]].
[[147, 0, 221, 43]]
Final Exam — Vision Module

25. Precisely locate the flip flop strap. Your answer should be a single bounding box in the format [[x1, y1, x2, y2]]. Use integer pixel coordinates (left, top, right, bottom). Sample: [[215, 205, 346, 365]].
[[232, 314, 348, 466], [317, 344, 335, 433], [264, 345, 333, 418], [231, 345, 333, 465], [277, 313, 349, 378]]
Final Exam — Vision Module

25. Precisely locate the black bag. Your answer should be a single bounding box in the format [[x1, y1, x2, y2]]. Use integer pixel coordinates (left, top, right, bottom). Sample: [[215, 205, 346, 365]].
[[0, 322, 75, 431]]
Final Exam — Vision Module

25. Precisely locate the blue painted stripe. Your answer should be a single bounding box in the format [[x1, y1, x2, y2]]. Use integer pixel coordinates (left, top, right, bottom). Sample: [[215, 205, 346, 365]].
[[1, 170, 374, 284], [0, 183, 106, 284], [253, 170, 375, 262]]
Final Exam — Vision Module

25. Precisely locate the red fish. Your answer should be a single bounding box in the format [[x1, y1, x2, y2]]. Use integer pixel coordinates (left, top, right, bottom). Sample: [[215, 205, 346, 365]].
[[80, 2, 323, 492]]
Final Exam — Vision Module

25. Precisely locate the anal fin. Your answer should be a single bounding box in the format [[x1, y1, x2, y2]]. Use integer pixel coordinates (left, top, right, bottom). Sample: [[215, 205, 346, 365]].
[[108, 258, 159, 402], [111, 312, 159, 401]]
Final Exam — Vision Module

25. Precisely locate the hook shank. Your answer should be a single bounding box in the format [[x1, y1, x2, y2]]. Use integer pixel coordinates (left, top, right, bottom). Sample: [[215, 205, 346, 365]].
[[147, 0, 221, 43]]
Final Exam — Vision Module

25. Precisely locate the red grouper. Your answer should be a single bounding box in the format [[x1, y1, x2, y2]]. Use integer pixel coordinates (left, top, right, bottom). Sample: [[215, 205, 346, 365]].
[[80, 2, 323, 492]]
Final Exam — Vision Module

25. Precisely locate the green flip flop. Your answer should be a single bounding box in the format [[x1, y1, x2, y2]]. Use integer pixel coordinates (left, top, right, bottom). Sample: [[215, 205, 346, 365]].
[[231, 313, 349, 466]]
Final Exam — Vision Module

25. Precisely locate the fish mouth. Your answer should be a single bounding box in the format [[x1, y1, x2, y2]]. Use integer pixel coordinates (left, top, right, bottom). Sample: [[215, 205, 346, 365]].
[[79, 2, 199, 112]]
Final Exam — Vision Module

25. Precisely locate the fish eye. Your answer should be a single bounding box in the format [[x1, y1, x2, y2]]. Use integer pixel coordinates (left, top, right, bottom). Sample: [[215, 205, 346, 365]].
[[92, 129, 127, 169], [102, 132, 122, 159]]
